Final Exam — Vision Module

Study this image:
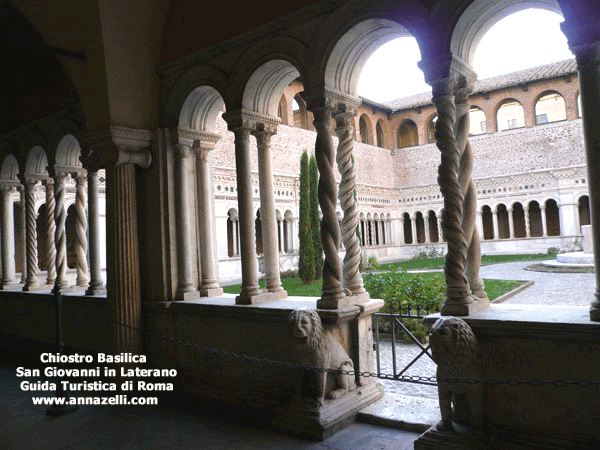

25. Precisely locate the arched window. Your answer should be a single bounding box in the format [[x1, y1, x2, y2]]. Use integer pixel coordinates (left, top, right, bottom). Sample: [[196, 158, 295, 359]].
[[545, 199, 561, 236], [402, 212, 412, 244], [428, 211, 439, 243], [482, 205, 494, 240], [469, 107, 487, 135], [376, 121, 385, 147], [359, 116, 369, 144], [535, 92, 566, 124], [427, 116, 438, 143], [496, 204, 509, 239], [528, 201, 543, 237], [397, 119, 418, 148], [512, 202, 526, 238], [497, 100, 525, 131]]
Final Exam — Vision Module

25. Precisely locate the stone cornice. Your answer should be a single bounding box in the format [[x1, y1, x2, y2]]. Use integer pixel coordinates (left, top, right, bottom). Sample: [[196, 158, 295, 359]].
[[221, 109, 280, 131], [82, 126, 153, 170], [302, 87, 362, 112]]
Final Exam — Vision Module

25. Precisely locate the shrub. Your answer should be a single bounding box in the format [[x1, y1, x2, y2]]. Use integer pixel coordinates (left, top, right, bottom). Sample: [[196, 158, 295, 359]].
[[309, 155, 322, 279], [298, 151, 314, 283]]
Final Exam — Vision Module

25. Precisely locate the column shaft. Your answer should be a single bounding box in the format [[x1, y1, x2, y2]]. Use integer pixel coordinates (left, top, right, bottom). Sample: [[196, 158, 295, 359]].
[[86, 171, 105, 294], [524, 207, 531, 238], [44, 179, 57, 285], [411, 217, 418, 244], [196, 145, 223, 297], [23, 180, 40, 290], [232, 127, 261, 302], [424, 218, 431, 243], [508, 209, 515, 239], [492, 211, 500, 240], [19, 187, 26, 283], [174, 145, 198, 299], [541, 206, 548, 237], [53, 174, 69, 289], [106, 164, 142, 354], [0, 187, 17, 287], [75, 174, 90, 288], [254, 126, 285, 296]]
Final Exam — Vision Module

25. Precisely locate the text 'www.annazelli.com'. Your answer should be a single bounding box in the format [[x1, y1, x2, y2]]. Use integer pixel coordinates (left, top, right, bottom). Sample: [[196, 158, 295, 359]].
[[32, 395, 157, 406]]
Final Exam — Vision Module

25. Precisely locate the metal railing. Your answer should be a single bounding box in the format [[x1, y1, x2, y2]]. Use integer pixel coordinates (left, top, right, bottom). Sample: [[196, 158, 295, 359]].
[[373, 302, 439, 386]]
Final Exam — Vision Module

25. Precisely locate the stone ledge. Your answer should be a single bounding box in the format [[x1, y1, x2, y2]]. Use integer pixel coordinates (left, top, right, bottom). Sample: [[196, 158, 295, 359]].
[[424, 304, 600, 341]]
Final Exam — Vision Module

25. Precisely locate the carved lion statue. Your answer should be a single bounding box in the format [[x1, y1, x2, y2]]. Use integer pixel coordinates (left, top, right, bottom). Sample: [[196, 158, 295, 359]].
[[429, 316, 481, 431], [288, 309, 355, 406]]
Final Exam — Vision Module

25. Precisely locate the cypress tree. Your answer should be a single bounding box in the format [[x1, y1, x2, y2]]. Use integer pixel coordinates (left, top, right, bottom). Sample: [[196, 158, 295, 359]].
[[309, 155, 323, 279], [298, 151, 314, 283]]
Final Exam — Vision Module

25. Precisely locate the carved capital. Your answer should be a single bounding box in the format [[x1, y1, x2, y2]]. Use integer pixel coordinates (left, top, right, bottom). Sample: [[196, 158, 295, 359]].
[[303, 87, 361, 113], [251, 122, 277, 146], [175, 144, 192, 159], [570, 41, 600, 71], [419, 53, 476, 100], [83, 125, 153, 170], [0, 185, 16, 194], [222, 109, 279, 133], [42, 177, 54, 187]]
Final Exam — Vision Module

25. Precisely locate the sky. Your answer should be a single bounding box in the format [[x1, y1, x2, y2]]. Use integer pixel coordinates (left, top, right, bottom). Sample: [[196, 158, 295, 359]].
[[357, 9, 574, 103]]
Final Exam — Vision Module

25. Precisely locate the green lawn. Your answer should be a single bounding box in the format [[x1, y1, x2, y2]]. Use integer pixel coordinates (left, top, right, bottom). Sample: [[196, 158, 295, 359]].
[[378, 253, 555, 272], [223, 273, 522, 302]]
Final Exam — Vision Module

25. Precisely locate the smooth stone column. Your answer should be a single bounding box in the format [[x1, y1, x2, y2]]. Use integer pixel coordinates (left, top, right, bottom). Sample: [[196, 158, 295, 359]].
[[86, 170, 105, 295], [43, 179, 57, 286], [278, 219, 284, 253], [424, 218, 431, 243], [0, 186, 19, 289], [174, 143, 199, 300], [476, 210, 484, 240], [52, 171, 69, 290], [75, 172, 90, 289], [492, 209, 500, 240], [438, 216, 444, 242], [411, 215, 418, 244], [541, 205, 548, 237], [508, 207, 515, 239], [223, 120, 262, 304], [194, 136, 223, 297], [253, 124, 285, 298], [22, 178, 41, 291]]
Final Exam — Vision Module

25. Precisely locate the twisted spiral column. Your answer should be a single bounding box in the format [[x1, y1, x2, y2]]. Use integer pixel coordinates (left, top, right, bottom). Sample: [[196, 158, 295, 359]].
[[454, 85, 487, 300], [75, 174, 90, 288], [53, 172, 69, 290], [44, 179, 56, 285], [524, 206, 531, 238], [432, 81, 471, 310], [333, 107, 366, 298], [312, 106, 344, 308], [23, 179, 40, 290]]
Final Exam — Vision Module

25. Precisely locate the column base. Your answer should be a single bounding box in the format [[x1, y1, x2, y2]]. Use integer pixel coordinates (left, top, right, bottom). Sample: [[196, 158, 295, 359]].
[[199, 287, 224, 297], [317, 295, 353, 310], [441, 296, 490, 316], [347, 291, 370, 305], [86, 285, 107, 295], [590, 306, 600, 321], [272, 382, 384, 440], [175, 290, 200, 301], [0, 282, 23, 290], [23, 282, 51, 292], [235, 289, 286, 305]]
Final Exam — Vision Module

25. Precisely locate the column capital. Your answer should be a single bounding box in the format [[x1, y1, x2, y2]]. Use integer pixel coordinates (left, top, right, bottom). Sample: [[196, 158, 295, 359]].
[[82, 125, 152, 170], [175, 143, 192, 159], [303, 86, 361, 113], [251, 122, 278, 146], [418, 53, 476, 99], [569, 40, 600, 70], [42, 177, 54, 187], [222, 109, 279, 132], [332, 102, 357, 127], [17, 174, 40, 189], [0, 184, 16, 194]]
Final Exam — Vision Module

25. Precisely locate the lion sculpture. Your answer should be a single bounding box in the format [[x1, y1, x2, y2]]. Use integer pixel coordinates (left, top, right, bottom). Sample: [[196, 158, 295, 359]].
[[430, 316, 481, 431], [288, 309, 355, 406]]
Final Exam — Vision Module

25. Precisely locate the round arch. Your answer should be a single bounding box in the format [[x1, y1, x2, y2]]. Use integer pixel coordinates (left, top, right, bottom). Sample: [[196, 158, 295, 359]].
[[55, 134, 82, 169], [178, 85, 226, 133], [496, 98, 525, 131], [534, 90, 567, 124], [0, 152, 20, 182], [450, 0, 563, 67], [25, 145, 49, 177], [358, 114, 373, 144], [397, 119, 419, 147], [376, 120, 386, 147]]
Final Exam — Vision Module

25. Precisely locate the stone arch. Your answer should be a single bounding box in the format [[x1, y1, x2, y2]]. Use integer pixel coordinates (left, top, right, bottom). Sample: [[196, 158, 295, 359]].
[[397, 119, 419, 148], [496, 98, 525, 131], [415, 211, 425, 243], [427, 115, 438, 143], [481, 204, 494, 240], [528, 200, 543, 237], [578, 195, 591, 229], [427, 210, 439, 243], [25, 145, 49, 177], [241, 59, 303, 118], [512, 201, 526, 238], [0, 153, 20, 182], [496, 203, 510, 239], [450, 0, 563, 67], [48, 118, 83, 167], [358, 114, 373, 144], [376, 120, 386, 148], [55, 134, 82, 169], [469, 106, 487, 135], [534, 90, 567, 124], [278, 94, 288, 125], [545, 198, 561, 236], [402, 212, 412, 244], [292, 94, 309, 129], [162, 65, 230, 130]]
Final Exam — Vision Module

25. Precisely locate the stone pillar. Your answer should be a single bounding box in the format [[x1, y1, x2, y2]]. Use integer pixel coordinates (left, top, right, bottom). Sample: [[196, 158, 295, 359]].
[[52, 171, 69, 290], [86, 170, 105, 295], [411, 214, 418, 244], [305, 100, 345, 309], [252, 123, 286, 298], [21, 178, 40, 291], [74, 172, 90, 288], [193, 131, 224, 297], [541, 205, 548, 237], [437, 215, 444, 242], [524, 205, 531, 238], [424, 218, 431, 243], [17, 187, 26, 284], [419, 54, 488, 316], [508, 207, 515, 239], [84, 126, 152, 355], [0, 186, 18, 288], [333, 103, 367, 302], [43, 179, 57, 286], [222, 112, 268, 304], [476, 210, 484, 240], [564, 37, 600, 320], [173, 141, 199, 300], [492, 209, 500, 240], [278, 219, 284, 253]]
